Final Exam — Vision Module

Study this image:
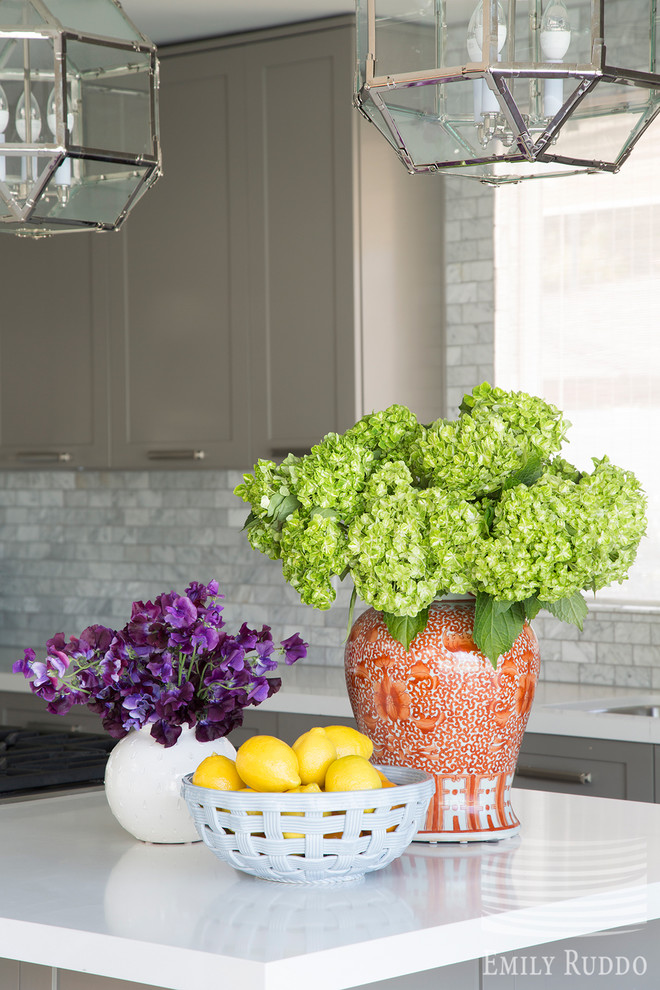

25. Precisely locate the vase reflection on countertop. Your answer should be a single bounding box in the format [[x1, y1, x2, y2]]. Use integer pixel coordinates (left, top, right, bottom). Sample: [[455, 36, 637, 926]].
[[388, 836, 522, 923], [104, 841, 234, 945]]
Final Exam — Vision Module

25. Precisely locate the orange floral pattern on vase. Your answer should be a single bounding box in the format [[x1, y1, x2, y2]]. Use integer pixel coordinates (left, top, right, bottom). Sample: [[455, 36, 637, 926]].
[[344, 599, 541, 842], [373, 677, 412, 722]]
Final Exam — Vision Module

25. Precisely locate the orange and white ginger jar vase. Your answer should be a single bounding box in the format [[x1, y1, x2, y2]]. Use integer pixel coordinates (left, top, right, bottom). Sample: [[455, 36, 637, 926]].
[[344, 598, 540, 842]]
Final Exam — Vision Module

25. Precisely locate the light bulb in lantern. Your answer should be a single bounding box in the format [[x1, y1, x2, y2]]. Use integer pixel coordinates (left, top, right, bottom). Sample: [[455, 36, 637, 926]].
[[540, 0, 571, 117], [467, 1, 507, 122], [16, 91, 42, 184], [47, 87, 74, 187], [15, 91, 42, 142], [0, 85, 8, 182]]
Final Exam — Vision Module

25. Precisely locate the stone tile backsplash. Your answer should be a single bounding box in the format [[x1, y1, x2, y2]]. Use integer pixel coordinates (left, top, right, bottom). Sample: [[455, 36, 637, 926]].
[[0, 468, 659, 687]]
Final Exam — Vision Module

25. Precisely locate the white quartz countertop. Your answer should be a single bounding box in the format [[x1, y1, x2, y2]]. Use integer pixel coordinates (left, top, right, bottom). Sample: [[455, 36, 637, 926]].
[[1, 788, 660, 989]]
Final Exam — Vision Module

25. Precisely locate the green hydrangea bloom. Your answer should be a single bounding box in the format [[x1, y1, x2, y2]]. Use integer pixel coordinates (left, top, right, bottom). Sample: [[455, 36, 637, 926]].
[[472, 459, 647, 602], [244, 517, 282, 561], [279, 511, 350, 610], [410, 417, 526, 497], [235, 454, 301, 523], [348, 404, 422, 456], [576, 456, 647, 590], [294, 432, 377, 518], [462, 382, 569, 461], [347, 463, 486, 615], [472, 476, 586, 602]]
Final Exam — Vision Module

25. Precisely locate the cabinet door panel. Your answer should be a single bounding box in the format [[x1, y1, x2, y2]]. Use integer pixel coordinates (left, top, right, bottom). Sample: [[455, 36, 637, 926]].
[[516, 733, 654, 802], [0, 236, 108, 467], [246, 28, 357, 456], [108, 48, 250, 468]]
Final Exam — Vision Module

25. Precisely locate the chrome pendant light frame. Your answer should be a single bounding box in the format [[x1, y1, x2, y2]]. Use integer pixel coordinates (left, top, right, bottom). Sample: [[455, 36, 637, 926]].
[[355, 0, 660, 183], [0, 0, 161, 235]]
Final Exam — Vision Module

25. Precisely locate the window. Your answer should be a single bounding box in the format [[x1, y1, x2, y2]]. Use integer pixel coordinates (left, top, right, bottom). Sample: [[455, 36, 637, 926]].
[[494, 125, 660, 603]]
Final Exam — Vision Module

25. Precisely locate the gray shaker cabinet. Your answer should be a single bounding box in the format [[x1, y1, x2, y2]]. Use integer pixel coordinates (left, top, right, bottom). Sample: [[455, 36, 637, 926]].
[[105, 46, 252, 469], [244, 20, 446, 458], [0, 234, 109, 468]]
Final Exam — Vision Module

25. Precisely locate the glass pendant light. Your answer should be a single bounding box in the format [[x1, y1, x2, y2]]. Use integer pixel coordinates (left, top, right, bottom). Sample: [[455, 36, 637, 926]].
[[355, 0, 660, 184], [0, 0, 161, 235]]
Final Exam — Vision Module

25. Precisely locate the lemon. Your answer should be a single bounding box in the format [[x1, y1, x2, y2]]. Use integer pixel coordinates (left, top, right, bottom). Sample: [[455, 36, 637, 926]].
[[324, 755, 383, 792], [192, 753, 245, 791], [322, 725, 373, 760], [235, 735, 301, 792], [292, 726, 337, 786]]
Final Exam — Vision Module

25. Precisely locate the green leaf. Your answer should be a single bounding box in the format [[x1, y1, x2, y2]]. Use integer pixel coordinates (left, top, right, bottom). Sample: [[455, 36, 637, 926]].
[[383, 608, 430, 652], [473, 592, 526, 668], [242, 511, 257, 531], [502, 452, 544, 491], [267, 493, 300, 528], [523, 595, 542, 621], [538, 591, 588, 631], [345, 585, 358, 643]]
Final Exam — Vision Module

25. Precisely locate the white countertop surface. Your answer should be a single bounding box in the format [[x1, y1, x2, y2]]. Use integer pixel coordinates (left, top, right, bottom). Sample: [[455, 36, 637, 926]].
[[1, 787, 660, 989]]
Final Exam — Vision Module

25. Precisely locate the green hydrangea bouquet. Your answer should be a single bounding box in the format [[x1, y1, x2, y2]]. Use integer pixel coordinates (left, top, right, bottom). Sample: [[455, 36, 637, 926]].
[[235, 383, 647, 665]]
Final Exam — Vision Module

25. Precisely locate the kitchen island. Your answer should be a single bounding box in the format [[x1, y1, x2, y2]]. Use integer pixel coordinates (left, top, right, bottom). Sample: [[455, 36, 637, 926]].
[[1, 787, 660, 990]]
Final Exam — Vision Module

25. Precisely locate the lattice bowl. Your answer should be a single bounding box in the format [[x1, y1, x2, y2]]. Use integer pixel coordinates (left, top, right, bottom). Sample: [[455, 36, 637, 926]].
[[181, 764, 434, 884]]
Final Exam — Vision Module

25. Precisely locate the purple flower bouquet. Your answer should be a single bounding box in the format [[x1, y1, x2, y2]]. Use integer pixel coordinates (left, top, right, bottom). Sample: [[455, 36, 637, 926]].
[[13, 580, 307, 747]]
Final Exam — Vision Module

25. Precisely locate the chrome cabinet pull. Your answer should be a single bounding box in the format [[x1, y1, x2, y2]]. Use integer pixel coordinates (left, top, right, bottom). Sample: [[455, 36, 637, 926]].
[[515, 765, 592, 786], [147, 449, 206, 461], [16, 451, 72, 463]]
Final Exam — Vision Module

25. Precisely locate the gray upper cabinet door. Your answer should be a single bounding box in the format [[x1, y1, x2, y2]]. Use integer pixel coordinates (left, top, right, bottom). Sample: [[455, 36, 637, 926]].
[[244, 22, 446, 459], [245, 27, 358, 458], [106, 47, 251, 469], [0, 235, 109, 469]]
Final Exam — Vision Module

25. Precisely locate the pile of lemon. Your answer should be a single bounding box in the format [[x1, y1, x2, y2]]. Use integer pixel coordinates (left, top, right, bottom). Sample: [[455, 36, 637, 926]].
[[192, 725, 394, 794]]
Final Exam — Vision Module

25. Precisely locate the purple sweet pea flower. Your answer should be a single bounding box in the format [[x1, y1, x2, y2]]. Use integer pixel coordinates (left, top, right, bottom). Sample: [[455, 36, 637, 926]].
[[191, 623, 220, 653], [12, 579, 307, 746], [236, 622, 259, 651], [162, 594, 197, 630], [13, 648, 35, 675], [280, 633, 308, 664], [222, 642, 246, 672], [247, 677, 272, 705], [47, 650, 70, 678], [150, 720, 182, 748]]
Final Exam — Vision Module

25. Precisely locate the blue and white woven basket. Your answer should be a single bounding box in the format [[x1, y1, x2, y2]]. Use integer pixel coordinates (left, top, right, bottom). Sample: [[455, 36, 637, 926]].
[[181, 764, 434, 884]]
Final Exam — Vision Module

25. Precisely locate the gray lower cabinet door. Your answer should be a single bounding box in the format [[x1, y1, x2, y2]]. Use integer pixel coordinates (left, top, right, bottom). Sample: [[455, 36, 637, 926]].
[[0, 962, 163, 990], [515, 732, 654, 802], [107, 46, 251, 469], [0, 234, 109, 468]]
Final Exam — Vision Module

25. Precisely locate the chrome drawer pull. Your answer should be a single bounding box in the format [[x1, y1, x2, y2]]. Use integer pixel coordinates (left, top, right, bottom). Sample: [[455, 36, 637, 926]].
[[147, 449, 206, 461], [515, 765, 592, 785], [16, 451, 72, 463]]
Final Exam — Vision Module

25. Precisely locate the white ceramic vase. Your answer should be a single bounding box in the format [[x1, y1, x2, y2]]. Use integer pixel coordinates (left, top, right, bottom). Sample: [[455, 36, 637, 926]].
[[104, 723, 236, 843]]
